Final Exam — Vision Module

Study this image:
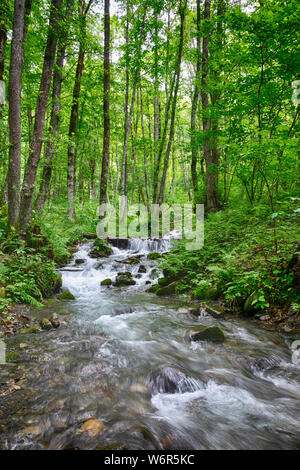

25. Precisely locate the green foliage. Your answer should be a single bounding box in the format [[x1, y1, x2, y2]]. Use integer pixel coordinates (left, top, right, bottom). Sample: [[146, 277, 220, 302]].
[[162, 197, 300, 310]]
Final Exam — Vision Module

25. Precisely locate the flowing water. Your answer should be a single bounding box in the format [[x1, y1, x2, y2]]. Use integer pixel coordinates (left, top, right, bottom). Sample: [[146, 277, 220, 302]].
[[0, 240, 299, 450]]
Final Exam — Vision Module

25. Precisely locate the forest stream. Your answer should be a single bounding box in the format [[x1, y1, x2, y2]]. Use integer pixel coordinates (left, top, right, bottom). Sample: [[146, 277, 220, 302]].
[[0, 239, 299, 450]]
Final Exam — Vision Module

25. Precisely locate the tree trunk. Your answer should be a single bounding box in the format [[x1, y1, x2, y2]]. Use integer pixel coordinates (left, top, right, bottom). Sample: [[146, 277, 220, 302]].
[[7, 0, 25, 228], [99, 0, 110, 207], [157, 0, 187, 204], [0, 0, 8, 123], [191, 0, 201, 205], [121, 1, 148, 199], [36, 0, 74, 212], [201, 0, 220, 213], [67, 0, 92, 218], [18, 0, 62, 232], [120, 3, 129, 197]]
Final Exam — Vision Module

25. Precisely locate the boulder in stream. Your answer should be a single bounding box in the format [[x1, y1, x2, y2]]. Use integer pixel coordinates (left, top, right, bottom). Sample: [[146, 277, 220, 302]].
[[40, 318, 53, 330], [101, 278, 112, 286], [114, 273, 136, 287], [138, 265, 147, 274], [156, 282, 177, 296], [50, 313, 60, 328], [148, 365, 200, 394], [89, 239, 112, 258], [58, 290, 75, 300], [191, 326, 225, 343]]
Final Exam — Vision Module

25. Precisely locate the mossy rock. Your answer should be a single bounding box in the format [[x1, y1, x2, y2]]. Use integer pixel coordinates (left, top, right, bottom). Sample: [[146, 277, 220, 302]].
[[6, 352, 20, 362], [114, 278, 136, 287], [158, 277, 172, 287], [191, 326, 225, 343], [101, 278, 112, 286], [58, 290, 75, 300], [192, 286, 220, 301], [40, 318, 53, 330], [243, 292, 260, 316], [156, 281, 177, 296], [89, 239, 112, 258], [147, 252, 161, 261], [75, 259, 85, 265], [123, 257, 140, 265], [18, 327, 40, 334], [146, 284, 159, 293]]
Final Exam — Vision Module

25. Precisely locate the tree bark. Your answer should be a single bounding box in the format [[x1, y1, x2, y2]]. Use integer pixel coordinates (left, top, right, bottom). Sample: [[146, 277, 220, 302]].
[[120, 2, 130, 197], [120, 1, 148, 199], [201, 0, 220, 213], [99, 0, 110, 207], [191, 0, 201, 205], [157, 0, 187, 204], [18, 0, 63, 232], [7, 0, 25, 228], [36, 0, 74, 212]]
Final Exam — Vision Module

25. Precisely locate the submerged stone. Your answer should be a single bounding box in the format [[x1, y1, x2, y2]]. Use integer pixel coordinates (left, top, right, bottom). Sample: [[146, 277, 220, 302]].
[[77, 418, 105, 438]]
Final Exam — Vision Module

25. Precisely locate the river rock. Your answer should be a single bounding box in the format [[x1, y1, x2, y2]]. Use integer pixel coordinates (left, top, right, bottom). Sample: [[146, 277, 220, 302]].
[[243, 291, 260, 315], [149, 366, 199, 394], [50, 313, 60, 328], [122, 256, 140, 265], [40, 318, 53, 330], [146, 284, 159, 293], [89, 239, 112, 258], [191, 326, 225, 343], [58, 290, 75, 300], [138, 265, 147, 274], [77, 418, 105, 438], [101, 278, 112, 286], [147, 252, 161, 260], [114, 273, 136, 287], [110, 306, 134, 316], [75, 259, 85, 265], [205, 305, 225, 319], [156, 282, 177, 296]]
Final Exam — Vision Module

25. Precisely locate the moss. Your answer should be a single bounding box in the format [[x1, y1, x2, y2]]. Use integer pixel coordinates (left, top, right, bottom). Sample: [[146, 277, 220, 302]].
[[40, 318, 53, 330], [18, 327, 40, 334], [114, 278, 136, 287], [191, 326, 225, 343], [58, 290, 75, 300], [244, 291, 260, 315], [156, 282, 177, 296], [192, 286, 220, 301], [146, 284, 159, 293], [101, 278, 112, 286], [89, 239, 112, 258], [6, 352, 20, 362], [147, 252, 161, 260]]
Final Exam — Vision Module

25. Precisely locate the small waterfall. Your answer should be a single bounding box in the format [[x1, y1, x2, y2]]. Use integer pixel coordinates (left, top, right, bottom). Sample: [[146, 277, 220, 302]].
[[127, 238, 170, 253]]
